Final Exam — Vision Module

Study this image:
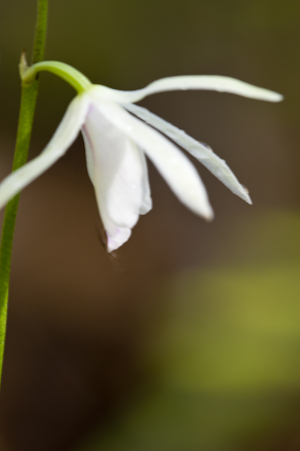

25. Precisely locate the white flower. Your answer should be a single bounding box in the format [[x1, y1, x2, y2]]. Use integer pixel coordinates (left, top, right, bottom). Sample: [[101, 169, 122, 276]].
[[0, 70, 282, 251]]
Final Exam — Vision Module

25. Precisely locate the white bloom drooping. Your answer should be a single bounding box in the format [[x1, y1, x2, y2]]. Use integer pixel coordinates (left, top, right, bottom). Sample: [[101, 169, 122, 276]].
[[0, 65, 283, 251]]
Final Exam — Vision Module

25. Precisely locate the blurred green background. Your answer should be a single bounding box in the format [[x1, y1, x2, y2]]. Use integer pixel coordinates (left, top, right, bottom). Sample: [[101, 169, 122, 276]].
[[1, 1, 300, 450]]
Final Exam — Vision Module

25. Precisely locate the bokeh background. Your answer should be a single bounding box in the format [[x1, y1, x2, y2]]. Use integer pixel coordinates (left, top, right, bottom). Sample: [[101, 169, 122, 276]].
[[0, 0, 300, 450]]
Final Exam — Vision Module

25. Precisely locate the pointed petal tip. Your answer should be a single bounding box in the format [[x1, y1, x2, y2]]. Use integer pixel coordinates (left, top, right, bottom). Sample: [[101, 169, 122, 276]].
[[241, 188, 252, 205], [205, 211, 214, 222], [240, 193, 252, 205], [246, 196, 253, 205], [203, 206, 214, 222], [107, 227, 132, 252], [268, 92, 284, 102], [241, 194, 252, 205]]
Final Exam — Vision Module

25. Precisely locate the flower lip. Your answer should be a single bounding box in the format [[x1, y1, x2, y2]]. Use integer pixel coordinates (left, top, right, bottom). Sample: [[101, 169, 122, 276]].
[[82, 101, 146, 244]]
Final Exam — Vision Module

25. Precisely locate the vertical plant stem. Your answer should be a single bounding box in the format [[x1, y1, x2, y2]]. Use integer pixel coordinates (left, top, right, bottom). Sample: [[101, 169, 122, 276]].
[[0, 0, 48, 388], [32, 0, 48, 64]]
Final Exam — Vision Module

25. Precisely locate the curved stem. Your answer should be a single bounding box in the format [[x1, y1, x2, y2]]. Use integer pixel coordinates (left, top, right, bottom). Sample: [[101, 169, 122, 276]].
[[0, 0, 48, 388], [23, 61, 92, 93]]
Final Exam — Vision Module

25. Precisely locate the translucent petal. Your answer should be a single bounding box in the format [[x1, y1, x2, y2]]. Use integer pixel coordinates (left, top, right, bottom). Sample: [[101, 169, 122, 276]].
[[0, 94, 89, 209], [91, 76, 283, 104], [83, 122, 152, 215], [106, 224, 132, 252], [138, 148, 152, 215], [83, 105, 144, 250], [91, 98, 213, 220], [82, 128, 94, 183], [124, 103, 251, 204]]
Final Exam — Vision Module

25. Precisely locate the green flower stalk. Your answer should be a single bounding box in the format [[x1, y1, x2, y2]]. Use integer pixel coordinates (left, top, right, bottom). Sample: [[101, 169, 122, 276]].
[[0, 0, 48, 388]]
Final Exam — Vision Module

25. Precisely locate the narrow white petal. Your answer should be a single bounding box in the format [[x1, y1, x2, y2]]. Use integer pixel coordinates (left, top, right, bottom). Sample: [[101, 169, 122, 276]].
[[83, 105, 144, 250], [124, 103, 251, 204], [138, 149, 152, 214], [91, 98, 213, 220], [0, 94, 89, 209], [91, 76, 283, 104], [82, 128, 94, 183]]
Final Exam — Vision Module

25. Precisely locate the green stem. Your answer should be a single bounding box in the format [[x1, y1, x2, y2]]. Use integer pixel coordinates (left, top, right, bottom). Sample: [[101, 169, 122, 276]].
[[23, 61, 92, 93], [32, 0, 48, 64], [0, 0, 48, 388]]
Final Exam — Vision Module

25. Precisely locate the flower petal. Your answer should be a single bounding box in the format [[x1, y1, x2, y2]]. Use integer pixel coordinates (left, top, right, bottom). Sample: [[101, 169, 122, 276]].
[[82, 128, 95, 184], [106, 222, 132, 252], [138, 149, 152, 215], [90, 98, 213, 220], [124, 103, 251, 204], [82, 105, 145, 250], [0, 94, 89, 210], [83, 123, 152, 217], [92, 76, 283, 104]]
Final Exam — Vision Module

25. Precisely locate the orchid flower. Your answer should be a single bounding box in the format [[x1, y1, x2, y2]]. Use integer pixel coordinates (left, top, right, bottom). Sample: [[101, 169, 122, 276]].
[[1, 61, 282, 251]]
